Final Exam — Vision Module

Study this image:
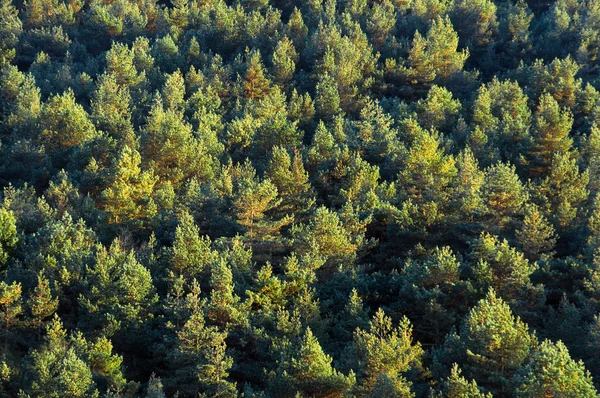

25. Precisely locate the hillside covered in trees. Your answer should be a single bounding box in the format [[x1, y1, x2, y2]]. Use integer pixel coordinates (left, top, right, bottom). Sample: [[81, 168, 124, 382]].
[[2, 0, 600, 396]]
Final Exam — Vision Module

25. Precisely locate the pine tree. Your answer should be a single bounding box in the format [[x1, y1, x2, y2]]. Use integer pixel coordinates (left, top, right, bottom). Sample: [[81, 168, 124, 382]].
[[39, 89, 98, 157], [174, 286, 236, 397], [451, 147, 486, 221], [470, 233, 537, 303], [90, 73, 134, 144], [436, 289, 536, 396], [349, 309, 423, 396], [514, 340, 597, 397], [291, 206, 357, 265], [243, 49, 271, 100], [450, 0, 498, 52], [535, 152, 589, 230], [265, 146, 315, 219], [416, 85, 462, 132], [406, 16, 469, 86], [435, 364, 492, 398], [529, 93, 574, 177], [0, 208, 17, 265], [0, 281, 22, 348], [366, 0, 397, 48], [146, 374, 166, 398], [0, 0, 22, 65], [28, 273, 59, 334], [397, 126, 457, 228], [482, 162, 528, 224], [272, 36, 297, 85], [79, 240, 157, 334], [516, 204, 557, 261], [233, 168, 293, 243], [315, 72, 343, 122], [5, 73, 41, 138], [27, 316, 99, 398], [471, 78, 532, 166], [206, 259, 247, 330], [170, 211, 216, 280], [141, 97, 218, 187], [162, 70, 186, 115], [270, 327, 355, 397], [100, 145, 157, 227]]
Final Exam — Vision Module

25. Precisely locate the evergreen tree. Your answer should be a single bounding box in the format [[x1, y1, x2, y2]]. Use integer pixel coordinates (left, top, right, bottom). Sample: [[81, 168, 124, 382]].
[[348, 309, 423, 396], [482, 162, 527, 225], [170, 211, 216, 280], [435, 289, 536, 396], [529, 93, 574, 177], [265, 146, 315, 219], [272, 36, 297, 85], [270, 327, 355, 397], [515, 204, 557, 261], [435, 364, 492, 398], [0, 0, 22, 65], [26, 317, 100, 398], [233, 166, 293, 243], [28, 273, 59, 335], [0, 208, 17, 265], [534, 152, 589, 230], [451, 147, 487, 221], [90, 73, 134, 144], [514, 340, 597, 397], [100, 145, 157, 227]]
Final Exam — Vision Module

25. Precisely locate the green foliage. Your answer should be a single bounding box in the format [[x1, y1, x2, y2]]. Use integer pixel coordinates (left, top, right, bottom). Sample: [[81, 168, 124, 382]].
[[0, 208, 17, 265], [348, 308, 423, 396], [1, 0, 600, 395], [270, 327, 355, 397], [514, 340, 597, 397]]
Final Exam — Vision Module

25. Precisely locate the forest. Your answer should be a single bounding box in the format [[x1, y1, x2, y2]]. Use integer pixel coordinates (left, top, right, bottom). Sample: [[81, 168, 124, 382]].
[[1, 0, 600, 396]]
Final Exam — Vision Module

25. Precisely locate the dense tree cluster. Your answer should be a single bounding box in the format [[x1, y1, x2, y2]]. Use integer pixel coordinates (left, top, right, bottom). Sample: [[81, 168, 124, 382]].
[[1, 0, 600, 396]]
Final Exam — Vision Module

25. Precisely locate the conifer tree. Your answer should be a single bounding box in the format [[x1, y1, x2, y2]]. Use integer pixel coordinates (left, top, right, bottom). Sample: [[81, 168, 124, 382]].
[[349, 309, 423, 396], [243, 49, 271, 101], [516, 204, 557, 261], [79, 240, 157, 334], [28, 273, 59, 334], [233, 168, 293, 243], [0, 281, 22, 347], [0, 0, 22, 65], [436, 289, 536, 396], [535, 152, 589, 229], [315, 72, 343, 122], [265, 146, 315, 219], [416, 85, 461, 132], [529, 93, 574, 177], [482, 162, 527, 224], [141, 97, 217, 187], [406, 16, 469, 86], [435, 364, 492, 398], [451, 147, 487, 221], [100, 145, 157, 227], [90, 73, 135, 144], [270, 327, 355, 397], [470, 233, 537, 302], [206, 259, 247, 330], [146, 374, 166, 398], [162, 70, 186, 115], [514, 340, 597, 397], [39, 89, 97, 157], [26, 317, 99, 398], [170, 211, 216, 280], [0, 208, 17, 265], [397, 126, 457, 227], [272, 36, 297, 85]]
